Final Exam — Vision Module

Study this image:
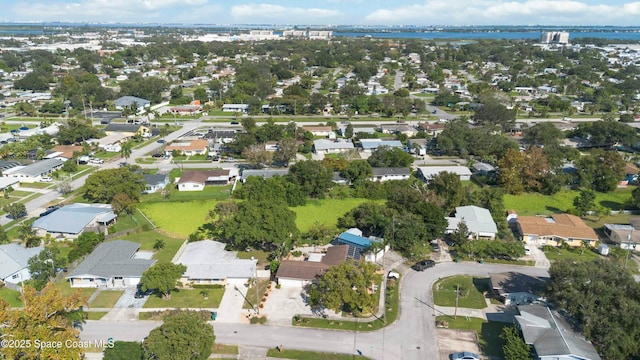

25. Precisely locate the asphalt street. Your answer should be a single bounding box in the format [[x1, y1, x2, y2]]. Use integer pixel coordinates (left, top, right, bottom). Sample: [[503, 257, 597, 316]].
[[81, 262, 549, 360]]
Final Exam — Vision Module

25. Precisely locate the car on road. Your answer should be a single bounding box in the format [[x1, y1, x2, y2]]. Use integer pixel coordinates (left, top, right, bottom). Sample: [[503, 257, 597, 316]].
[[450, 352, 480, 360], [230, 121, 239, 125], [412, 260, 436, 271], [157, 139, 165, 143]]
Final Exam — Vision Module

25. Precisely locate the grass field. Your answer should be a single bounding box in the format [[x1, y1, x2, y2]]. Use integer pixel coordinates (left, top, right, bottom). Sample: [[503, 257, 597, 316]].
[[89, 290, 124, 308], [112, 230, 185, 263], [266, 349, 369, 359], [109, 210, 153, 233], [292, 198, 377, 232], [211, 344, 239, 355], [143, 288, 224, 308], [54, 281, 96, 301], [436, 316, 507, 357], [86, 311, 108, 320], [433, 276, 489, 309], [0, 287, 23, 307], [504, 188, 635, 215], [542, 246, 602, 262], [138, 200, 219, 237]]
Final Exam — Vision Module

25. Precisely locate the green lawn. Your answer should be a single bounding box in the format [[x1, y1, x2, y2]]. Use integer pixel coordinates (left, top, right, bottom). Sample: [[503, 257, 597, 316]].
[[138, 200, 219, 237], [0, 287, 24, 307], [266, 349, 368, 359], [111, 230, 185, 263], [292, 198, 377, 233], [109, 210, 153, 233], [436, 316, 507, 357], [143, 288, 224, 308], [54, 281, 96, 301], [542, 246, 601, 262], [237, 250, 270, 267], [86, 311, 108, 320], [433, 276, 488, 309], [89, 290, 124, 308], [211, 344, 239, 355], [141, 185, 232, 203], [504, 188, 635, 215]]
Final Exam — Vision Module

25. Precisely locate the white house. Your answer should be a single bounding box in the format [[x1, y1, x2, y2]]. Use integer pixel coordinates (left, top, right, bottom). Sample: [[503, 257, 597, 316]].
[[446, 205, 498, 240], [312, 139, 355, 154], [370, 167, 411, 182], [3, 159, 64, 183], [416, 166, 472, 182], [0, 244, 44, 290]]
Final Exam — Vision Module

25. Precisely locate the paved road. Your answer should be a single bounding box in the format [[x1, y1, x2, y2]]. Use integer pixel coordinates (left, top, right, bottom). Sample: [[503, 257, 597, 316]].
[[80, 262, 549, 360]]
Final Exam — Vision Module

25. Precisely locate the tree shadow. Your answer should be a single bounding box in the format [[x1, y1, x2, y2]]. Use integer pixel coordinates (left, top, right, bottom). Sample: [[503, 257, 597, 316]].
[[472, 277, 490, 294], [598, 200, 623, 211], [545, 206, 564, 213]]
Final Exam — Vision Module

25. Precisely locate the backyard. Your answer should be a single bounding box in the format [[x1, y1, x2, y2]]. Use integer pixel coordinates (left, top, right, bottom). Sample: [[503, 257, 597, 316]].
[[504, 187, 635, 215], [111, 230, 185, 264], [137, 200, 219, 237], [292, 198, 377, 232], [433, 276, 489, 309]]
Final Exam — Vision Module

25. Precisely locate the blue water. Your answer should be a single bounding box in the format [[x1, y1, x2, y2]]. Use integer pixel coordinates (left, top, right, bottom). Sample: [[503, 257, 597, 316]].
[[333, 31, 640, 41]]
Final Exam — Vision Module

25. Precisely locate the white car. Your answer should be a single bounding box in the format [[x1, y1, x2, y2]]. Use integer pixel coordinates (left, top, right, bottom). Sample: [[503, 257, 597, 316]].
[[89, 158, 104, 164], [40, 176, 53, 182]]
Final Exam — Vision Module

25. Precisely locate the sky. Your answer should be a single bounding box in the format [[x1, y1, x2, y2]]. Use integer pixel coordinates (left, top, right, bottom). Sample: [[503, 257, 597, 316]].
[[3, 0, 640, 26]]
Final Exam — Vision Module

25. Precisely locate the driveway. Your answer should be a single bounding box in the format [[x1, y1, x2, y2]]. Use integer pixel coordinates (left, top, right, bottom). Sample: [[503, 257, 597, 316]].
[[528, 244, 551, 269], [101, 287, 149, 322]]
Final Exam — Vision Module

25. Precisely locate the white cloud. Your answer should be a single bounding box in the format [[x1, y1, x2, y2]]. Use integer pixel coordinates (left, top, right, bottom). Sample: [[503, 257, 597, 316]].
[[364, 0, 640, 25], [231, 4, 343, 22]]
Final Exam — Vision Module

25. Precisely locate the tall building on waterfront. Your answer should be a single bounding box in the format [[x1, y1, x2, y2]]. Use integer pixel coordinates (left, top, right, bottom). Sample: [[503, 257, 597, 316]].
[[540, 31, 570, 44]]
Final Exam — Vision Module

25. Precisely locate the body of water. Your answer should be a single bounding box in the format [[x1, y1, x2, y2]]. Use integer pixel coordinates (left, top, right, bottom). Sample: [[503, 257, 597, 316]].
[[334, 30, 640, 41]]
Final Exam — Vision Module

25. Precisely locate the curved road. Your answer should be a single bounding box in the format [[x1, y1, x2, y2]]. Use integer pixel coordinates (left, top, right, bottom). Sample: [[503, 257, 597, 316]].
[[80, 262, 548, 359]]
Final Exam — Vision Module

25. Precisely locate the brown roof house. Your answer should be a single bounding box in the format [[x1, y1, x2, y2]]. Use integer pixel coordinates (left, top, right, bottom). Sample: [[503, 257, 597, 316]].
[[276, 245, 348, 287], [165, 139, 209, 157], [177, 170, 232, 191], [516, 214, 598, 248]]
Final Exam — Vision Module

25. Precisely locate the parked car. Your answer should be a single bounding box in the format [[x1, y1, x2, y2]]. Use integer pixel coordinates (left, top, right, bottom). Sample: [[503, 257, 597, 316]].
[[40, 176, 53, 182], [431, 240, 441, 252], [412, 260, 436, 271], [451, 352, 480, 360], [89, 158, 104, 164], [40, 205, 61, 217]]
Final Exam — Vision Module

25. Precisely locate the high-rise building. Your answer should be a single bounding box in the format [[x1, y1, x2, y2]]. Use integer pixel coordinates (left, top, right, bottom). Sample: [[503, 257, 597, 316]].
[[540, 31, 570, 44]]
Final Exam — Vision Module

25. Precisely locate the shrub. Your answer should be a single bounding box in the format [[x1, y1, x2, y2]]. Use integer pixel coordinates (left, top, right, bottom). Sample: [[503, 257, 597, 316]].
[[276, 283, 281, 289], [259, 316, 267, 324], [250, 316, 260, 324]]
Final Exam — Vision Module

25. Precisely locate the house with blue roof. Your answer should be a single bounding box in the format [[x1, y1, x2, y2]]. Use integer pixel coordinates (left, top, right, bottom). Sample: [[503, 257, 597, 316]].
[[334, 229, 378, 260], [32, 203, 117, 239], [360, 139, 404, 152]]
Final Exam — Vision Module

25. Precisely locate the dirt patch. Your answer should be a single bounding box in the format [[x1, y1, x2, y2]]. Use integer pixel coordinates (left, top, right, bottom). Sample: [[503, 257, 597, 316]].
[[437, 329, 480, 360]]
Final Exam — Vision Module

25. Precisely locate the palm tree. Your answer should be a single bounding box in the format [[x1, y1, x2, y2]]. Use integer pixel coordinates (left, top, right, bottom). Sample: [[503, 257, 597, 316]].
[[18, 222, 39, 248], [120, 141, 133, 163]]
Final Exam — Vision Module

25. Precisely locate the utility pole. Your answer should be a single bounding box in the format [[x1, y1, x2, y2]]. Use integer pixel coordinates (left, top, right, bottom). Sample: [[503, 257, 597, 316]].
[[454, 284, 460, 320]]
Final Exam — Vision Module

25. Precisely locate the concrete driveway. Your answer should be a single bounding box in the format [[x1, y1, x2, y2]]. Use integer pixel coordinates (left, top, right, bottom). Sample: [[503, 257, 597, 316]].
[[101, 287, 148, 322]]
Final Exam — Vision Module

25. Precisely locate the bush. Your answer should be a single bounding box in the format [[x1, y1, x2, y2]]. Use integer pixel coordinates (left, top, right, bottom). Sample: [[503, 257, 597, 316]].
[[259, 316, 267, 324], [276, 283, 281, 289], [250, 316, 260, 324]]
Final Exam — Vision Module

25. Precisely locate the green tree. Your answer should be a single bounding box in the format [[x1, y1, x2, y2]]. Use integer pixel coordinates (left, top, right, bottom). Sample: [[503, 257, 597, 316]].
[[27, 248, 64, 290], [4, 202, 26, 220], [143, 311, 215, 360], [522, 122, 564, 148], [337, 202, 394, 238], [83, 167, 145, 203], [573, 189, 596, 217], [111, 193, 136, 215], [449, 221, 470, 246], [501, 326, 531, 360], [0, 283, 87, 360], [18, 222, 40, 248], [473, 99, 516, 131], [367, 146, 414, 167], [575, 150, 625, 192], [140, 263, 187, 299], [120, 141, 133, 163], [427, 171, 464, 212], [103, 341, 143, 360], [0, 226, 8, 244], [307, 260, 378, 315], [67, 232, 105, 263], [390, 212, 428, 255], [273, 138, 298, 165], [287, 160, 333, 198], [341, 160, 373, 184]]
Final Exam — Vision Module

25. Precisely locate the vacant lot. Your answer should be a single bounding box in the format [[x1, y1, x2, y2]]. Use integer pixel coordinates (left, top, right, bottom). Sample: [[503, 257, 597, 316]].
[[436, 317, 507, 358], [433, 276, 489, 309], [138, 200, 218, 237], [504, 188, 634, 215], [143, 288, 224, 308], [292, 198, 376, 232]]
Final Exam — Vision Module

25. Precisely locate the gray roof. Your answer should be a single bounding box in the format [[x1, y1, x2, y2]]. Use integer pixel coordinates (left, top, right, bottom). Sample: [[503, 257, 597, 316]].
[[114, 96, 150, 108], [0, 161, 21, 171], [67, 240, 155, 279], [372, 167, 411, 176], [32, 203, 115, 235], [448, 205, 498, 235], [104, 123, 144, 133], [241, 169, 289, 182], [0, 244, 44, 280], [144, 173, 168, 186], [360, 139, 404, 150], [516, 304, 601, 360], [176, 240, 257, 280], [472, 162, 496, 172], [14, 159, 63, 177], [313, 139, 355, 151]]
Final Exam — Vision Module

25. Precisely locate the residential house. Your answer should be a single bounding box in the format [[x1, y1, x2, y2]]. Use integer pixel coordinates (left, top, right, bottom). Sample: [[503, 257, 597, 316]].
[[407, 138, 429, 156], [301, 126, 335, 138], [0, 177, 19, 193], [471, 162, 496, 175], [416, 166, 472, 182], [241, 169, 289, 183], [175, 240, 258, 286], [222, 104, 249, 114], [276, 245, 349, 287], [515, 304, 601, 360], [202, 129, 237, 144], [0, 244, 44, 290], [516, 214, 599, 247], [489, 272, 547, 306], [44, 145, 85, 161], [446, 205, 498, 240], [66, 240, 156, 288], [143, 173, 169, 194], [32, 203, 117, 239], [165, 139, 209, 156], [370, 167, 411, 182], [379, 124, 418, 137], [312, 139, 355, 154], [333, 229, 377, 260], [114, 96, 151, 112], [89, 133, 130, 153], [360, 139, 404, 152], [104, 123, 150, 137], [603, 218, 640, 251], [177, 170, 232, 191], [2, 159, 64, 183]]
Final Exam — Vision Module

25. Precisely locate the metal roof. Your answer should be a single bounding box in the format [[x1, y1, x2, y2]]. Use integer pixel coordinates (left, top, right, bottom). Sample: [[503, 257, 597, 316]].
[[32, 203, 115, 235], [67, 240, 155, 279], [313, 139, 355, 151], [114, 96, 150, 108], [372, 167, 411, 176], [360, 139, 403, 150], [452, 205, 498, 234], [143, 174, 168, 186], [240, 169, 289, 182], [336, 232, 372, 248], [13, 159, 63, 177]]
